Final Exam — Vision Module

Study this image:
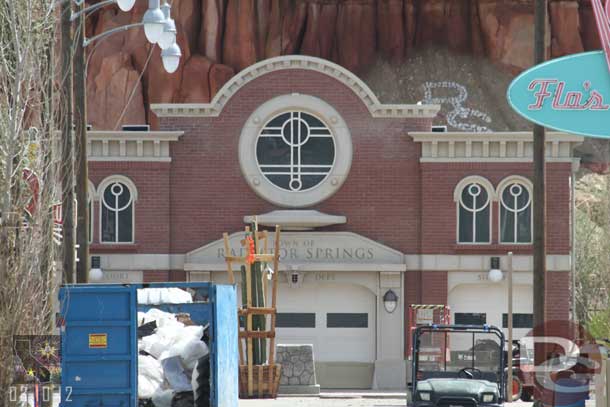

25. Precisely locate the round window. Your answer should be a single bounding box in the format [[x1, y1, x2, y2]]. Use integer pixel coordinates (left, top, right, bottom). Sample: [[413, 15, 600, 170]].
[[256, 111, 335, 192], [239, 94, 352, 208]]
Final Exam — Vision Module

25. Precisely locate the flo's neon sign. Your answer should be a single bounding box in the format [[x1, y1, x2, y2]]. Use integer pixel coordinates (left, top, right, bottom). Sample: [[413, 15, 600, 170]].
[[527, 80, 609, 111], [507, 0, 610, 138]]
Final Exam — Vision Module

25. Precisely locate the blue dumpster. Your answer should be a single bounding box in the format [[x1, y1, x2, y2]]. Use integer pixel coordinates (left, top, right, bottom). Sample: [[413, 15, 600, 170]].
[[58, 282, 238, 407]]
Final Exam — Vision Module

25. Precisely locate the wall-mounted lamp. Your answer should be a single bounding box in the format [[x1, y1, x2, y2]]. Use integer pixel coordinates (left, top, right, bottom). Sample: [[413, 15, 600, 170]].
[[383, 289, 399, 313], [89, 255, 103, 282], [488, 256, 503, 282]]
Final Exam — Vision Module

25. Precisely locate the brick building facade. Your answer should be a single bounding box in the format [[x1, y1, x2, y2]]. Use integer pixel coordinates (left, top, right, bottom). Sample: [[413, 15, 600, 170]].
[[87, 56, 582, 389]]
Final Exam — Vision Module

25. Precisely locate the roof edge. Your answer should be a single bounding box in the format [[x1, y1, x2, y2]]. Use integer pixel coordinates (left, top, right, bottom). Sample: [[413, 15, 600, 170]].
[[151, 55, 440, 119]]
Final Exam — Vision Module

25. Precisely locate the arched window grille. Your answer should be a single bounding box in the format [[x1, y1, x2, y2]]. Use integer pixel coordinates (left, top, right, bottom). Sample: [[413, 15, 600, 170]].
[[101, 181, 134, 243], [458, 183, 491, 243], [256, 111, 335, 192], [499, 182, 532, 243]]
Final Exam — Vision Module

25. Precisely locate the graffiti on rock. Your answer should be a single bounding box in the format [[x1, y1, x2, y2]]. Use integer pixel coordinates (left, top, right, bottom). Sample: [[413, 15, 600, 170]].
[[422, 81, 492, 132]]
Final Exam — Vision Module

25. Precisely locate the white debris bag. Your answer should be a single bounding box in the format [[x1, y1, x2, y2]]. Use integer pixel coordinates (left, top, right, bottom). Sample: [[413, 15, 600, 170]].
[[137, 288, 193, 305], [140, 333, 172, 359], [138, 355, 164, 399], [161, 356, 192, 392], [157, 326, 206, 362], [179, 338, 209, 370], [151, 389, 174, 407], [138, 308, 177, 327]]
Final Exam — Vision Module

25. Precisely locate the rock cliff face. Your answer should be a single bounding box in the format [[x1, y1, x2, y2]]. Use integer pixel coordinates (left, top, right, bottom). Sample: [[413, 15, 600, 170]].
[[85, 0, 603, 130]]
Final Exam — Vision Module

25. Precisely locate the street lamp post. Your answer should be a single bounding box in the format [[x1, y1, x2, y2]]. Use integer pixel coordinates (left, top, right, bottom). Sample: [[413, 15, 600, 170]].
[[64, 0, 181, 283], [533, 0, 547, 375], [74, 0, 88, 283]]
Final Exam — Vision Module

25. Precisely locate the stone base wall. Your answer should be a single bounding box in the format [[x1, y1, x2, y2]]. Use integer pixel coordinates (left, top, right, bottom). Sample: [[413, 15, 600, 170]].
[[276, 344, 320, 395]]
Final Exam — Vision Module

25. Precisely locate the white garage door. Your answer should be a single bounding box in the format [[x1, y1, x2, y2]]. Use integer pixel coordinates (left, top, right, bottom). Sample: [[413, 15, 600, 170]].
[[276, 280, 376, 388], [448, 283, 533, 341]]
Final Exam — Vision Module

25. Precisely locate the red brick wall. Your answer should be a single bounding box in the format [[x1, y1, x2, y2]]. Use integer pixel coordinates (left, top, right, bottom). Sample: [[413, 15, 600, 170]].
[[143, 270, 170, 282], [546, 271, 571, 321], [404, 270, 449, 356], [89, 162, 171, 253], [142, 270, 186, 282], [160, 69, 432, 255], [422, 271, 449, 304], [420, 162, 572, 255]]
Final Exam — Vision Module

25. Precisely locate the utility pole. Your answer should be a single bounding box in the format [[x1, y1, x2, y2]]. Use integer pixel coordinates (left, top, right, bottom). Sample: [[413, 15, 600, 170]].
[[533, 0, 547, 381], [74, 0, 89, 283], [507, 252, 514, 401], [61, 0, 75, 284]]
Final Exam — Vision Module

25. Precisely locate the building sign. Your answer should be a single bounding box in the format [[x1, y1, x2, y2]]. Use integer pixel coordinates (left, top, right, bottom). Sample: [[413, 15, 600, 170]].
[[100, 270, 143, 283], [507, 0, 610, 138], [185, 231, 405, 269], [218, 238, 375, 262]]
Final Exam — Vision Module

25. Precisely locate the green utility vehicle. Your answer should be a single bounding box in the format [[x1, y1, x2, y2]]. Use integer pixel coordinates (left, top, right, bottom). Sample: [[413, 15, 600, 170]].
[[410, 324, 506, 407]]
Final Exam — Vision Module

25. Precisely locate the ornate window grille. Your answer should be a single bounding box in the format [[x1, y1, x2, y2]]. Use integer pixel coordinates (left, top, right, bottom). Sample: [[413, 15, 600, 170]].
[[458, 183, 491, 243], [256, 111, 335, 192], [101, 181, 134, 243], [499, 182, 532, 243]]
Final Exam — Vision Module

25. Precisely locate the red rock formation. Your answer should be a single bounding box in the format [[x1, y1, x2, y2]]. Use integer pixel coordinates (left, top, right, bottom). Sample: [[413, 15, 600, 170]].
[[84, 0, 605, 129], [199, 0, 225, 60], [87, 52, 146, 129]]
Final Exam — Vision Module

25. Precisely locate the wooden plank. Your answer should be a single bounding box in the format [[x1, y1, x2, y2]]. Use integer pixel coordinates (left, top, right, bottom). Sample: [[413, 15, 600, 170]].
[[224, 255, 248, 262], [267, 362, 274, 399], [274, 364, 282, 398], [237, 321, 244, 365], [257, 365, 264, 398], [238, 307, 276, 316], [240, 232, 267, 245], [244, 228, 253, 397], [268, 226, 281, 368], [252, 254, 275, 262], [239, 331, 276, 339], [263, 229, 269, 306], [223, 233, 235, 284]]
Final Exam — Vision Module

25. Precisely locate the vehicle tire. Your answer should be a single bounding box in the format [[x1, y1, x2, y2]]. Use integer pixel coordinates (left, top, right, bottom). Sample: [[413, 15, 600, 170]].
[[504, 370, 522, 401], [521, 390, 533, 402]]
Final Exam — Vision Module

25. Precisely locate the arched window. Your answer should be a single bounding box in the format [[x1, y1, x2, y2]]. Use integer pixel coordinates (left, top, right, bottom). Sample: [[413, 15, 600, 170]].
[[498, 177, 532, 244], [99, 176, 136, 243], [455, 177, 494, 244]]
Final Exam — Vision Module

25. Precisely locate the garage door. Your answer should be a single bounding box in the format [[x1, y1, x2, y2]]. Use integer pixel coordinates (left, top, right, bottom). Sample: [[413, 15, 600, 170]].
[[448, 283, 533, 341], [276, 281, 376, 389]]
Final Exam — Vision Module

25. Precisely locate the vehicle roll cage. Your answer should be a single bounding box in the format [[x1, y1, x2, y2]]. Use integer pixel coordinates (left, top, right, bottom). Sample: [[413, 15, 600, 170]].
[[411, 324, 506, 401]]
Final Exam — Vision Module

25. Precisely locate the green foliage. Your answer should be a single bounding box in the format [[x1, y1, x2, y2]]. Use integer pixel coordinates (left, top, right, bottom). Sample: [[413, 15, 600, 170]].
[[575, 172, 610, 337], [586, 309, 610, 340]]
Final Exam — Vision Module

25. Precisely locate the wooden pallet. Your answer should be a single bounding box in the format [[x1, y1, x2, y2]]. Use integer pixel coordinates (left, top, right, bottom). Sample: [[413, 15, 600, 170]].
[[224, 222, 282, 398]]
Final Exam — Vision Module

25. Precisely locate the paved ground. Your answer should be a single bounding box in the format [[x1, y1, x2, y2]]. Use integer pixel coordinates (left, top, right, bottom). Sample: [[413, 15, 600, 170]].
[[40, 391, 597, 406], [239, 398, 534, 407], [41, 392, 534, 407]]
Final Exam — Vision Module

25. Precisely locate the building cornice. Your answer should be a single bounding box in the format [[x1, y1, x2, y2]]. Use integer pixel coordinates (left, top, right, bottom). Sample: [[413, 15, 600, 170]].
[[87, 130, 183, 162], [151, 55, 440, 119], [91, 253, 571, 273], [87, 130, 183, 141], [409, 131, 583, 163]]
